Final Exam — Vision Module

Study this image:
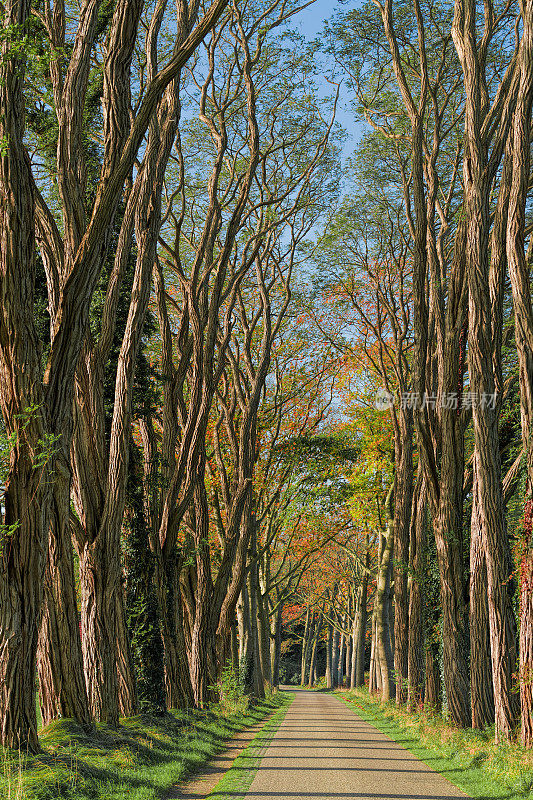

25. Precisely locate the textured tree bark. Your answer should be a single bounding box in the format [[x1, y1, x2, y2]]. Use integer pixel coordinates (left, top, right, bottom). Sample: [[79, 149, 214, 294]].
[[521, 525, 533, 747], [452, 0, 520, 740], [301, 607, 311, 686], [394, 407, 413, 704], [78, 543, 120, 724], [350, 611, 358, 690], [407, 478, 426, 712], [37, 450, 91, 727], [237, 583, 254, 696], [326, 618, 334, 690], [369, 614, 379, 695], [377, 0, 475, 729], [247, 555, 265, 699], [375, 522, 395, 701], [331, 619, 340, 690], [148, 532, 193, 710], [115, 587, 138, 717], [257, 582, 273, 693], [424, 645, 441, 712], [271, 604, 282, 688], [37, 463, 91, 728], [337, 627, 345, 688], [189, 478, 217, 706], [504, 0, 533, 748], [344, 602, 352, 689], [230, 616, 239, 673], [0, 0, 51, 750], [470, 456, 495, 729], [355, 544, 369, 688], [306, 614, 320, 688]]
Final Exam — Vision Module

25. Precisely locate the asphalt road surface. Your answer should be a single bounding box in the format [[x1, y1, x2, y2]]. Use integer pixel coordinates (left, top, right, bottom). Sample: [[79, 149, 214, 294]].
[[244, 688, 469, 800]]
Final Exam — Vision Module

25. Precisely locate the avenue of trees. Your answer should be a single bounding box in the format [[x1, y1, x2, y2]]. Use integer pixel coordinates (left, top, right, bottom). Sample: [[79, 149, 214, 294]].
[[1, 0, 533, 762], [291, 0, 533, 749]]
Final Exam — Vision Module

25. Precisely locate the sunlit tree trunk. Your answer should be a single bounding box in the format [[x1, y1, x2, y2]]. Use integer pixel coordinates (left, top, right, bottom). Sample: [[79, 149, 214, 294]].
[[470, 455, 495, 729], [504, 0, 533, 748], [271, 604, 282, 688], [407, 478, 426, 712], [0, 0, 51, 748], [37, 456, 91, 728], [374, 519, 395, 702], [453, 0, 520, 740], [326, 617, 334, 690], [308, 614, 322, 689], [301, 607, 311, 686], [393, 407, 413, 704]]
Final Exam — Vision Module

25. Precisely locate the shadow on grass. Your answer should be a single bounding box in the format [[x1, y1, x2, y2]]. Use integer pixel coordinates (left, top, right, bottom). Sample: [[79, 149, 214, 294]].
[[0, 698, 284, 800]]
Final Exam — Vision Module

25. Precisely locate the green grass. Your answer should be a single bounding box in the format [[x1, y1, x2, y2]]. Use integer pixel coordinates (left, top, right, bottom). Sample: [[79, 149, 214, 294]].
[[207, 691, 293, 799], [338, 687, 533, 800], [0, 695, 286, 800]]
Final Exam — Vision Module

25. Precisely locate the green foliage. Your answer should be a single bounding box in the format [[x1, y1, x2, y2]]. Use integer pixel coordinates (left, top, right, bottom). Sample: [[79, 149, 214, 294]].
[[123, 439, 166, 716], [0, 404, 59, 553], [0, 17, 49, 64], [213, 663, 250, 716]]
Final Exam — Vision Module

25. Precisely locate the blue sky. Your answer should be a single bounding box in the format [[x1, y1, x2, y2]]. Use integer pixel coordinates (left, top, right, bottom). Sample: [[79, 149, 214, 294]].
[[295, 0, 341, 38], [292, 1, 365, 169]]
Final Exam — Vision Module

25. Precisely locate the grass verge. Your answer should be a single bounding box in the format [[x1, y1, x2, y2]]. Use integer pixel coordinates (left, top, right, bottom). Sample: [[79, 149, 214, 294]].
[[0, 695, 286, 800], [207, 690, 293, 799], [338, 687, 533, 800]]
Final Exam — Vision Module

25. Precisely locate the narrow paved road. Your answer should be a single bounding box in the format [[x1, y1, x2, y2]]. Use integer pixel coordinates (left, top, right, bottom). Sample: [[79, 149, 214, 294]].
[[244, 688, 469, 800]]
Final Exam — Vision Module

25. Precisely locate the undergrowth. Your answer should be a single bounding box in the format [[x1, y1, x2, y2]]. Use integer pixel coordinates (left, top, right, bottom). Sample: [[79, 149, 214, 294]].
[[340, 687, 533, 799], [0, 694, 285, 800]]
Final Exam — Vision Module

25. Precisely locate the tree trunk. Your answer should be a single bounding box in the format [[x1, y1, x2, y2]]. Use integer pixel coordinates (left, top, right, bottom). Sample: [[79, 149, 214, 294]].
[[425, 645, 441, 712], [0, 0, 51, 751], [470, 455, 495, 729], [271, 604, 282, 688], [37, 459, 91, 728], [375, 523, 395, 701], [237, 584, 254, 696], [301, 607, 311, 686], [115, 587, 138, 717], [453, 0, 520, 739], [350, 605, 358, 690], [248, 557, 265, 699], [407, 478, 426, 712], [393, 407, 413, 704], [337, 620, 346, 688], [345, 602, 352, 690], [229, 615, 238, 673], [521, 525, 533, 747], [326, 619, 334, 689], [308, 614, 322, 688], [331, 622, 340, 689], [504, 0, 533, 747], [257, 585, 272, 693], [79, 543, 120, 725], [355, 546, 369, 688], [154, 552, 193, 709], [189, 479, 217, 706]]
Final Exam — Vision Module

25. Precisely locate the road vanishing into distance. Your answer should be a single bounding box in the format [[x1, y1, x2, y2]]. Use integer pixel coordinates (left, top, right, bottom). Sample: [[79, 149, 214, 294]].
[[243, 689, 469, 800]]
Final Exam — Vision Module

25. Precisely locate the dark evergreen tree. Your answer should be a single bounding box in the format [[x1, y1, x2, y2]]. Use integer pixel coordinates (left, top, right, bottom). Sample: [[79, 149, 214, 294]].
[[123, 433, 166, 715]]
